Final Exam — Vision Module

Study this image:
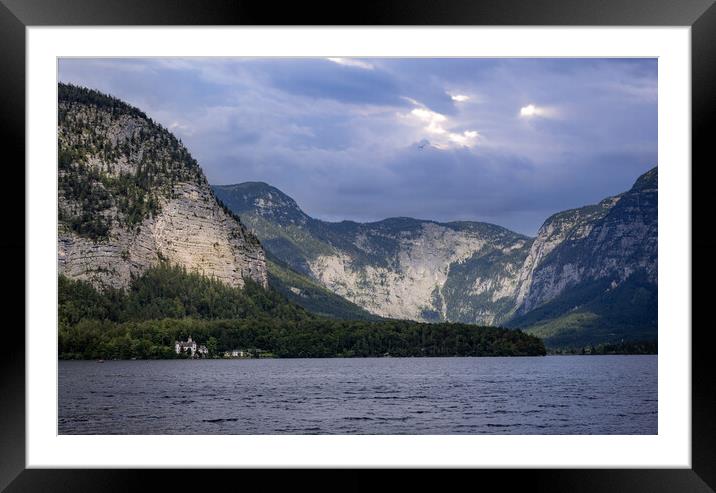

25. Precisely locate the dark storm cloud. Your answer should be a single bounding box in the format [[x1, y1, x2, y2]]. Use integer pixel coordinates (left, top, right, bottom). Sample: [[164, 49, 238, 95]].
[[58, 57, 657, 235], [255, 59, 408, 107]]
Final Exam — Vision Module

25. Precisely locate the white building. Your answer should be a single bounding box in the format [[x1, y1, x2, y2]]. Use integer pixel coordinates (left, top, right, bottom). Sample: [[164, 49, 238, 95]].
[[175, 336, 208, 357]]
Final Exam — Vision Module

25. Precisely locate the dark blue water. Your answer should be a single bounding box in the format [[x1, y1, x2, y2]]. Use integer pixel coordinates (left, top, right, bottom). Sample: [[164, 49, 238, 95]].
[[58, 355, 657, 434]]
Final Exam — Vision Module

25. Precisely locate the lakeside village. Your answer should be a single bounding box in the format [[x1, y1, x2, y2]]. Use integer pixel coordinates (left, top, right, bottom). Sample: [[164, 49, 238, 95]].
[[175, 336, 273, 359]]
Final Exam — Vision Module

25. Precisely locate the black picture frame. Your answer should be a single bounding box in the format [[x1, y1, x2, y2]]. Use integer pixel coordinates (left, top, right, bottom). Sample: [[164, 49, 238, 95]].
[[2, 0, 713, 490]]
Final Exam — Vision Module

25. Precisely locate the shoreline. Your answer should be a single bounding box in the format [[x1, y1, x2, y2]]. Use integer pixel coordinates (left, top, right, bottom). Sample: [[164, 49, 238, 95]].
[[58, 353, 657, 362]]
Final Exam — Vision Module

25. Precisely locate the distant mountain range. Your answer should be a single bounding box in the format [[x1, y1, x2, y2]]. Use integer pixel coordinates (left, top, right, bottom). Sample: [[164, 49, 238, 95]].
[[213, 167, 657, 348]]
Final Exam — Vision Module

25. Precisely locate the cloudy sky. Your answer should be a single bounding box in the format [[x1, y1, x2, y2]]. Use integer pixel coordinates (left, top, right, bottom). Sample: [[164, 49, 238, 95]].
[[59, 57, 657, 236]]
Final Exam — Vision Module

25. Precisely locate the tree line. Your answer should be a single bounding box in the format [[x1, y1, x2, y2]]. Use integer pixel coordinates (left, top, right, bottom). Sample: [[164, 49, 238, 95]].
[[548, 340, 657, 355], [59, 264, 546, 359]]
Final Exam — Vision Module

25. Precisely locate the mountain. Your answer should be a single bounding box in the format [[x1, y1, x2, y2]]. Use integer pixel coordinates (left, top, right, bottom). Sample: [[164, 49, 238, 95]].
[[213, 183, 534, 325], [213, 168, 657, 347], [55, 82, 544, 362], [57, 83, 267, 289], [58, 83, 655, 348], [509, 167, 657, 346], [265, 252, 382, 321]]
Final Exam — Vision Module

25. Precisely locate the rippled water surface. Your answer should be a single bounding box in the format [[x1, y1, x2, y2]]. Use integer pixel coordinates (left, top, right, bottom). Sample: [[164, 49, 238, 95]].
[[59, 355, 657, 434]]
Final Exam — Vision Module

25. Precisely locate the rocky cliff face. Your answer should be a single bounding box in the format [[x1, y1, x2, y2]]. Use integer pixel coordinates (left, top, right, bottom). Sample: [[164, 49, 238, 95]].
[[213, 183, 532, 324], [514, 167, 657, 316], [305, 221, 531, 324], [214, 167, 657, 345], [504, 168, 657, 346], [513, 197, 620, 314], [58, 84, 267, 289]]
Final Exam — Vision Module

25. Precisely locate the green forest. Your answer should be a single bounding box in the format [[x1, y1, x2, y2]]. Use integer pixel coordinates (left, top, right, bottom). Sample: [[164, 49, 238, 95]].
[[58, 264, 546, 360]]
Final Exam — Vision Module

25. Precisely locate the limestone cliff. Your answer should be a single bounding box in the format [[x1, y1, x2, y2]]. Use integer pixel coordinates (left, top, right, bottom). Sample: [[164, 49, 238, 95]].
[[513, 167, 657, 315], [213, 183, 532, 325], [214, 168, 657, 346], [57, 84, 267, 289]]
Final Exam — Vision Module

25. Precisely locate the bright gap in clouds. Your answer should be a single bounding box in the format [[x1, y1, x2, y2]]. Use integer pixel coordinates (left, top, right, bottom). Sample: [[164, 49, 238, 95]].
[[326, 57, 374, 70], [520, 104, 539, 117], [407, 105, 479, 148], [519, 104, 556, 118]]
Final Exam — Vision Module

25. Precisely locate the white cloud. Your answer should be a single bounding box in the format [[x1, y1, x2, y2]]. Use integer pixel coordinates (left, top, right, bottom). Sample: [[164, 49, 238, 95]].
[[451, 94, 470, 102], [448, 130, 480, 146], [519, 104, 557, 118], [404, 102, 479, 148], [520, 104, 540, 117], [401, 96, 421, 106], [410, 108, 447, 135], [326, 58, 374, 70]]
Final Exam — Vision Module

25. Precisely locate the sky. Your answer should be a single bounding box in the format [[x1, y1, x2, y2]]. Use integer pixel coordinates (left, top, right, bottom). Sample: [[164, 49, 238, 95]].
[[58, 57, 657, 236]]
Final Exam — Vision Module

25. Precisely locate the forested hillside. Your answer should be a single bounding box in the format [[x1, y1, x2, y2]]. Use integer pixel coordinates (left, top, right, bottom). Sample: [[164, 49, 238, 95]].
[[58, 265, 545, 359]]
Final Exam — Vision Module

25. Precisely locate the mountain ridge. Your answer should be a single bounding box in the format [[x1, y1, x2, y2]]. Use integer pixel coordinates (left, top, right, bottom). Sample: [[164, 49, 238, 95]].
[[215, 180, 534, 324], [57, 83, 656, 348], [213, 167, 657, 347]]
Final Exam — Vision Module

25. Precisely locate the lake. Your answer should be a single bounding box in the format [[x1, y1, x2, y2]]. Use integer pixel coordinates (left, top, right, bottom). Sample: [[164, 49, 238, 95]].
[[58, 355, 657, 434]]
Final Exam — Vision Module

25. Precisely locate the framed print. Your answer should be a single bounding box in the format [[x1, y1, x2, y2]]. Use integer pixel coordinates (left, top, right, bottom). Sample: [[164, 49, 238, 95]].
[[2, 0, 715, 490]]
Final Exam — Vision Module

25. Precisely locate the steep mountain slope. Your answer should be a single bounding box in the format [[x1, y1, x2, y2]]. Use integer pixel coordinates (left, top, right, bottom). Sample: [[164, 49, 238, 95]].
[[265, 253, 382, 321], [214, 167, 657, 347], [58, 84, 267, 289], [509, 167, 657, 346], [213, 183, 533, 324]]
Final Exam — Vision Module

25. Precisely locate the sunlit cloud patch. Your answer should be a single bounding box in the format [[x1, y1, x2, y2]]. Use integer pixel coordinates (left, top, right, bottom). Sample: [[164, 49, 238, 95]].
[[326, 57, 374, 70]]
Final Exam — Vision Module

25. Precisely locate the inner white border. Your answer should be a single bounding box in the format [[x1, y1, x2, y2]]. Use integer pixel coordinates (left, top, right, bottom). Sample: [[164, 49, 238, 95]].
[[27, 27, 691, 468]]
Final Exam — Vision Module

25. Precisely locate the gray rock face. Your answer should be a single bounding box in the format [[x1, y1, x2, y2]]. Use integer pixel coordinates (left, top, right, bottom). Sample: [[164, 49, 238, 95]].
[[513, 198, 618, 313], [514, 168, 657, 315], [305, 221, 531, 324], [214, 167, 657, 335], [213, 184, 533, 325], [58, 181, 267, 289], [58, 84, 267, 289]]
